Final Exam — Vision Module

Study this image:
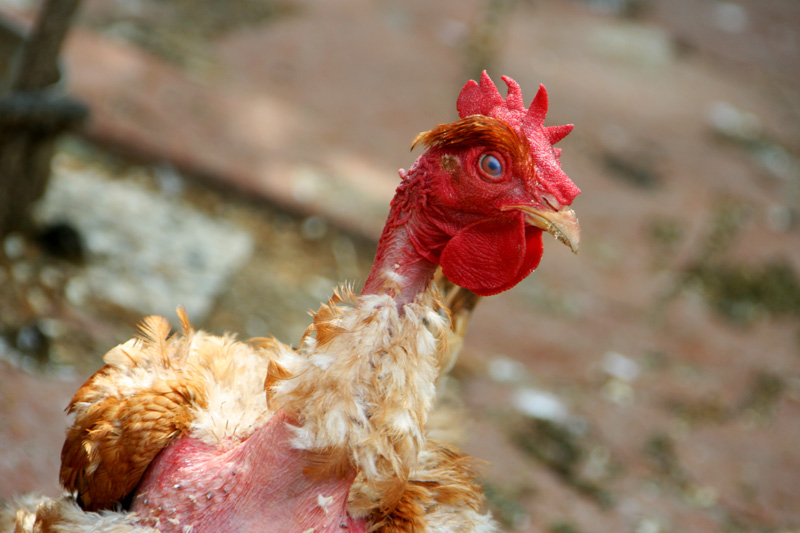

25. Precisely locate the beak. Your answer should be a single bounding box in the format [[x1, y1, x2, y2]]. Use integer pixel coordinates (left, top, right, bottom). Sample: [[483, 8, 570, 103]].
[[504, 205, 581, 254]]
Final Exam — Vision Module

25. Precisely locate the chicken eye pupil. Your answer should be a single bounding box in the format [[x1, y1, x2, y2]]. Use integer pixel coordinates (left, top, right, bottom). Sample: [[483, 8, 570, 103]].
[[479, 153, 503, 179]]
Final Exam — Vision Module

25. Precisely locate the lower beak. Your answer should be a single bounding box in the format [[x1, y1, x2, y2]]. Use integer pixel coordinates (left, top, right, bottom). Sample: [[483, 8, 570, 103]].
[[505, 205, 581, 254]]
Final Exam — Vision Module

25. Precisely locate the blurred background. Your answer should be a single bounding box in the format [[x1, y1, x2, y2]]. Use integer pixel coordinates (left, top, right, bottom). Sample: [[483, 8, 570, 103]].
[[0, 0, 798, 531]]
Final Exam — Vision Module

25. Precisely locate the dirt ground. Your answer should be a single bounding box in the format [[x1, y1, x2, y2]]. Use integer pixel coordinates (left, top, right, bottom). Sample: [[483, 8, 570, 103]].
[[1, 1, 799, 531]]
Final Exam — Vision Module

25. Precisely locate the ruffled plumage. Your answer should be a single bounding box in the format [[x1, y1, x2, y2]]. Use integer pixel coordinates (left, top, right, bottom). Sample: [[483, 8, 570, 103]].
[[5, 283, 495, 532]]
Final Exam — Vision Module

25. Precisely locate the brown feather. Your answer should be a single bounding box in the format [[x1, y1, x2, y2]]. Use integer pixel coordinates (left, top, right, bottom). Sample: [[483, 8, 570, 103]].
[[367, 441, 488, 532], [436, 272, 482, 327], [135, 315, 173, 364], [302, 445, 354, 481], [60, 315, 207, 511], [262, 355, 293, 411], [176, 306, 192, 336], [60, 381, 202, 510], [432, 270, 481, 375], [411, 115, 531, 174]]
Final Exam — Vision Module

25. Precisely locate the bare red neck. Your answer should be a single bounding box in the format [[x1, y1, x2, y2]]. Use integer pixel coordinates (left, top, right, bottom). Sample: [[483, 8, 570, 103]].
[[361, 222, 437, 306], [361, 165, 443, 306]]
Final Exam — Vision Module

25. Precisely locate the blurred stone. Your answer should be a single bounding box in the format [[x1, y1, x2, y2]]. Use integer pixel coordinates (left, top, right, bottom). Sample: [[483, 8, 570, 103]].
[[3, 232, 26, 259], [685, 484, 719, 509], [706, 101, 761, 142], [34, 164, 254, 323], [488, 355, 529, 384], [635, 517, 669, 533], [711, 2, 748, 34], [603, 351, 640, 382], [753, 143, 797, 182], [512, 387, 570, 423], [301, 215, 328, 241], [291, 165, 324, 204]]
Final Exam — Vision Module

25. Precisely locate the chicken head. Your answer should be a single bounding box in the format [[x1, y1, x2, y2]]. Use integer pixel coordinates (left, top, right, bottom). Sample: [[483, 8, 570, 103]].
[[364, 71, 581, 299]]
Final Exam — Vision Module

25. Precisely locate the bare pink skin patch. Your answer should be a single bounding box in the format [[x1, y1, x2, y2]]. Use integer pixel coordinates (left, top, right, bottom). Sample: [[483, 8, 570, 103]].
[[132, 411, 367, 533]]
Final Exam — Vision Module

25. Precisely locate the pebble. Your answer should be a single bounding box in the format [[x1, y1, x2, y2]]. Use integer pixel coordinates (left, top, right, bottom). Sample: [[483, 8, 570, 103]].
[[3, 233, 26, 260], [706, 101, 761, 142], [487, 355, 528, 384], [512, 387, 569, 423], [603, 351, 640, 382], [711, 2, 748, 34], [635, 517, 669, 533], [291, 166, 323, 203], [301, 216, 329, 241]]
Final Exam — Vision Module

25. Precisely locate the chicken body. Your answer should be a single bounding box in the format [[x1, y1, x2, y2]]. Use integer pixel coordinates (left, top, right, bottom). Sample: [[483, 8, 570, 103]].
[[53, 287, 488, 532], [3, 72, 580, 532]]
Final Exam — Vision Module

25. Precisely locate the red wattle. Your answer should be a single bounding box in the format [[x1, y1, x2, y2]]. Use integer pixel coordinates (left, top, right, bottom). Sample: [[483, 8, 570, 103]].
[[439, 214, 543, 296]]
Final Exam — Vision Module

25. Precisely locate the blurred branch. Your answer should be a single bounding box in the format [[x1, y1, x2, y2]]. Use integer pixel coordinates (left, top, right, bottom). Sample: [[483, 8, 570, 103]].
[[0, 92, 87, 131], [12, 0, 81, 92], [0, 0, 85, 238]]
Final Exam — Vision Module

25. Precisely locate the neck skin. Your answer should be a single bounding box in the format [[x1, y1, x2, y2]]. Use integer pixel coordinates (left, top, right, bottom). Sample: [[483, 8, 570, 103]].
[[361, 167, 443, 307]]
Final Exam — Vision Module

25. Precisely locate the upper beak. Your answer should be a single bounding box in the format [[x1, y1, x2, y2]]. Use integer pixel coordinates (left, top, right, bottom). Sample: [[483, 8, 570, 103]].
[[504, 205, 581, 254]]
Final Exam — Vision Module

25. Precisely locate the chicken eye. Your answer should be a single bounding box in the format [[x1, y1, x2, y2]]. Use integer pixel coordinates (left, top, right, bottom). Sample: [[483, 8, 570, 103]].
[[478, 153, 504, 181]]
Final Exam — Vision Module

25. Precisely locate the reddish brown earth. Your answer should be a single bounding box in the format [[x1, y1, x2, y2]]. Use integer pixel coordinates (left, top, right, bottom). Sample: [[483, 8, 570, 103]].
[[1, 1, 799, 531]]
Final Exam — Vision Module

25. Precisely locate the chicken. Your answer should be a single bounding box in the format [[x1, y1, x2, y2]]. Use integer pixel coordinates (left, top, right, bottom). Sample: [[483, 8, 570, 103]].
[[2, 71, 580, 532]]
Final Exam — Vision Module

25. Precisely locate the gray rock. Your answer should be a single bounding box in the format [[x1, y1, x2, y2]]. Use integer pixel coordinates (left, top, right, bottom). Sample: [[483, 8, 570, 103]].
[[35, 165, 253, 323]]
